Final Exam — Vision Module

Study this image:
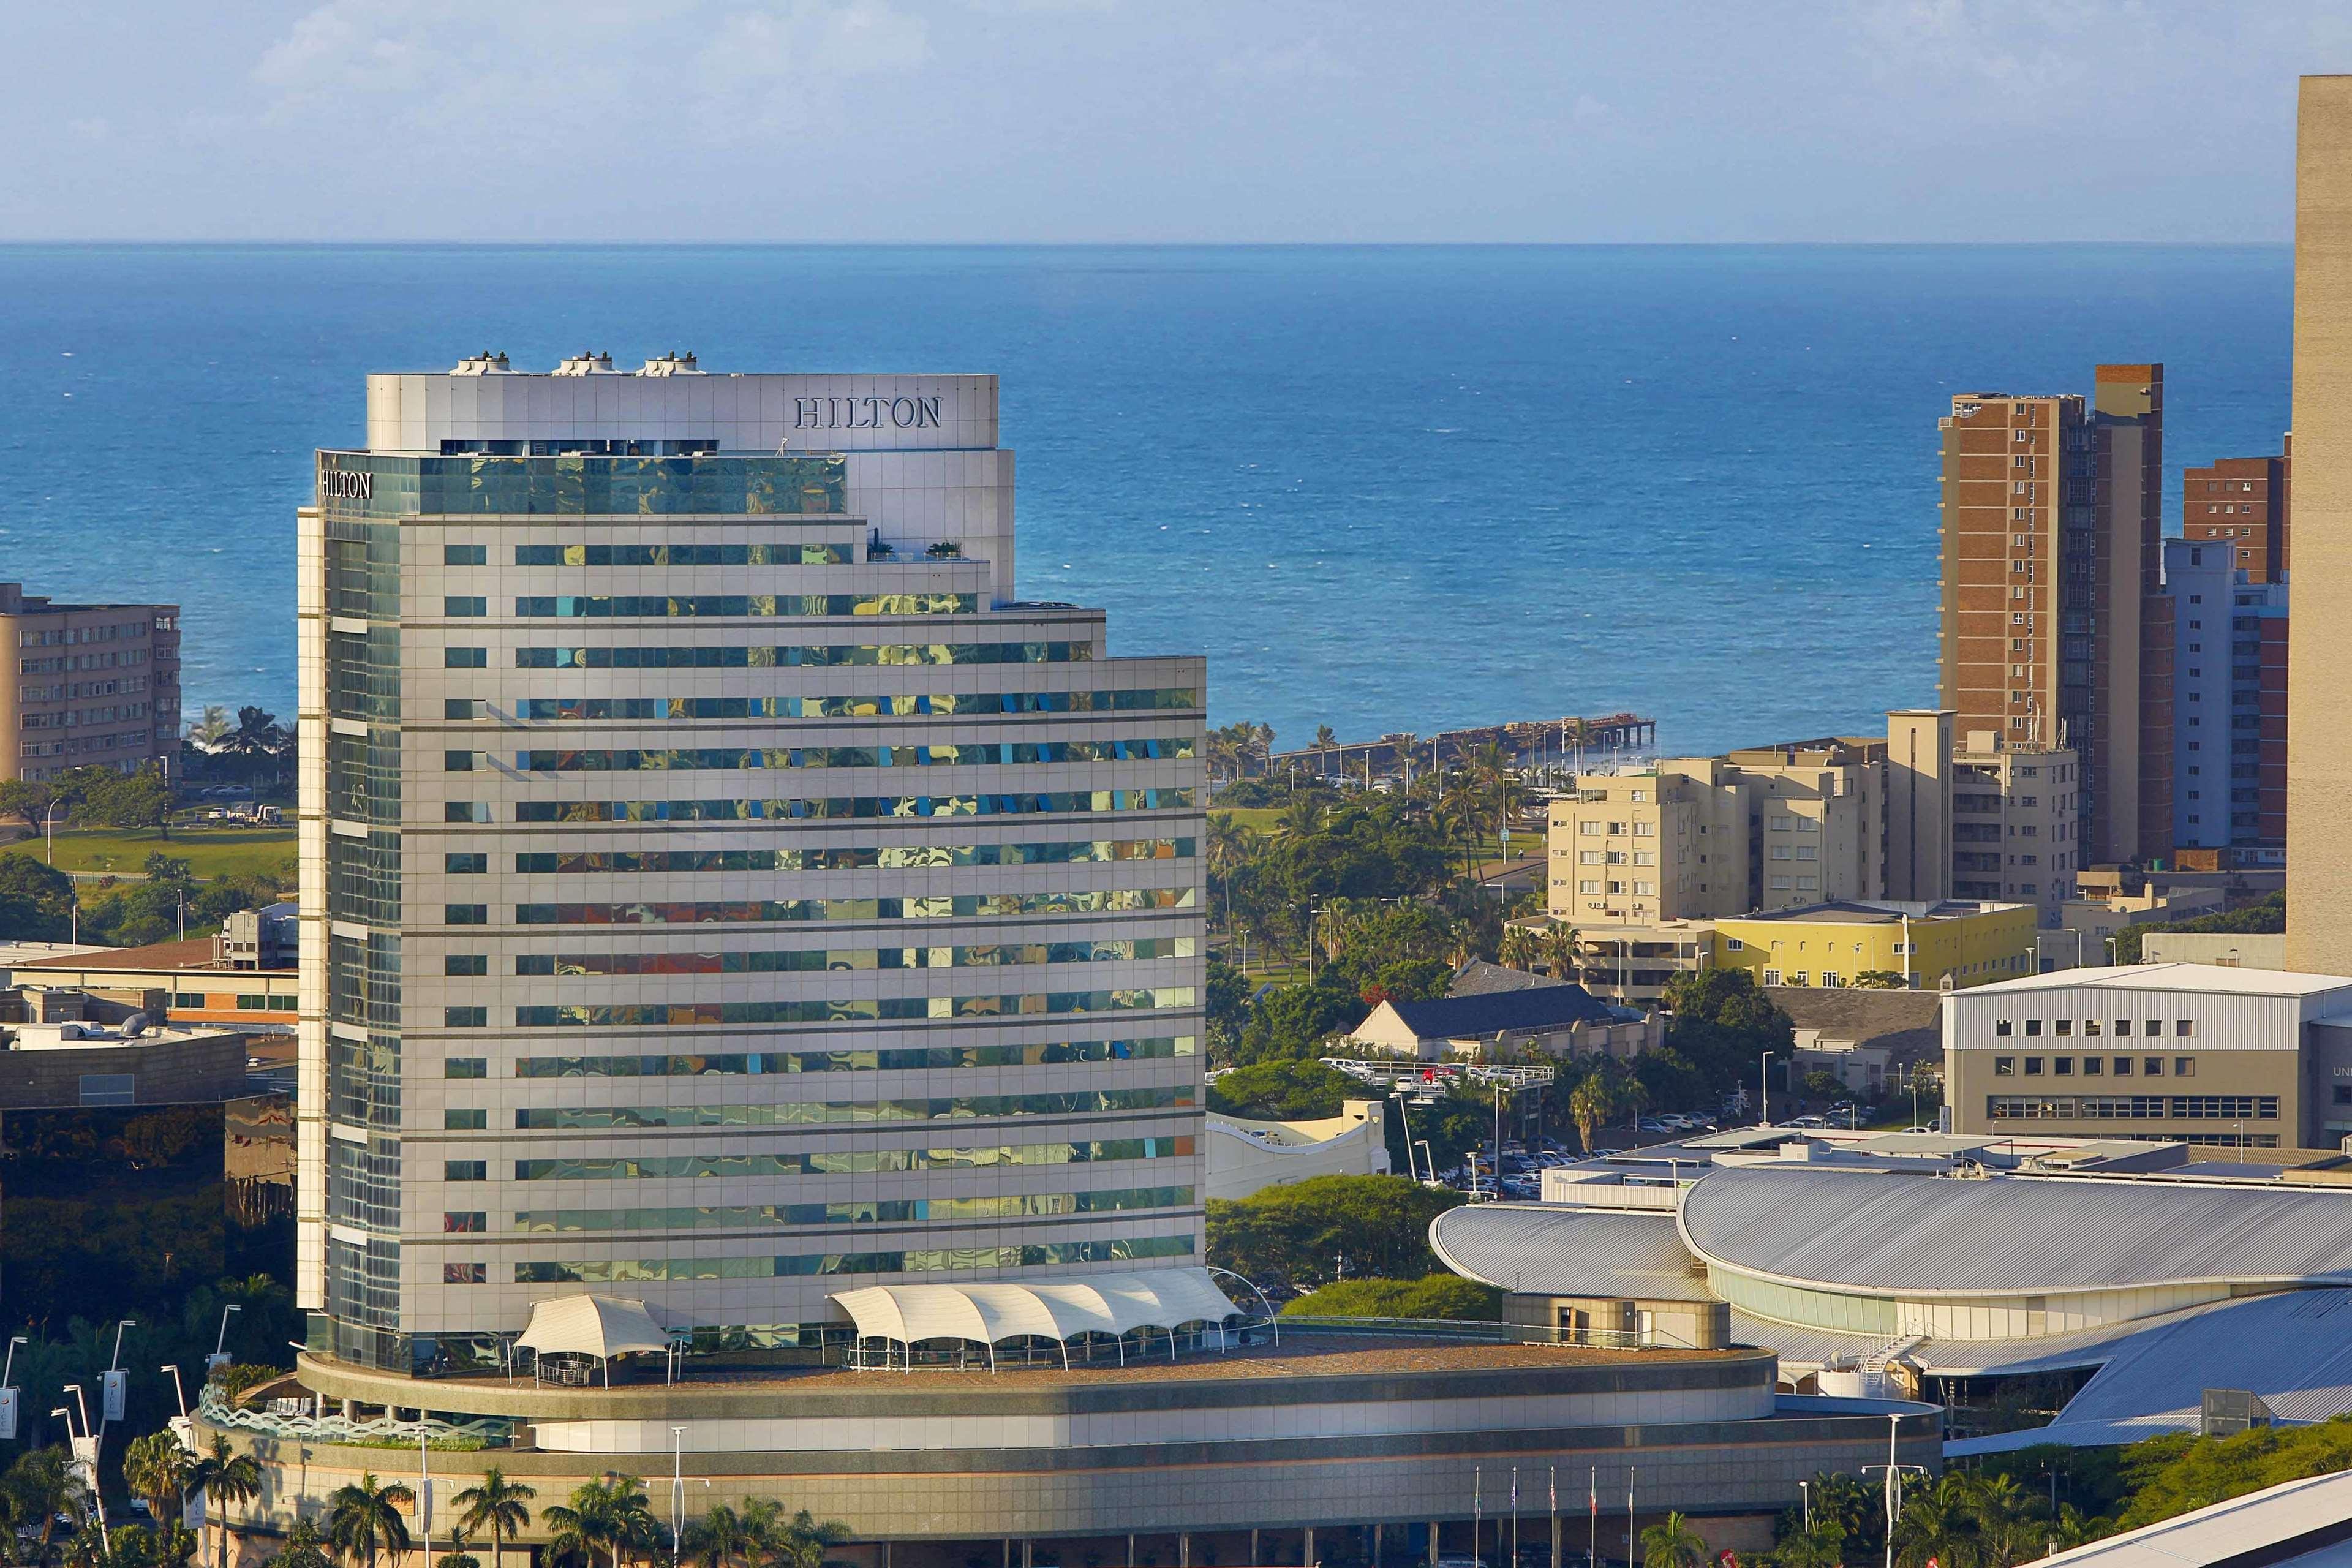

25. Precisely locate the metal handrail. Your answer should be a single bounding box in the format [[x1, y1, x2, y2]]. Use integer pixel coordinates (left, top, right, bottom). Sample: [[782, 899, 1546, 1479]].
[[195, 1382, 515, 1448]]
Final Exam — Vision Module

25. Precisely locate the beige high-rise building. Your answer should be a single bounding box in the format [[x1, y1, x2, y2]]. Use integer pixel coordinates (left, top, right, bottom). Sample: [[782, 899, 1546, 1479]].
[[1950, 730, 2079, 929], [2290, 77, 2352, 974]]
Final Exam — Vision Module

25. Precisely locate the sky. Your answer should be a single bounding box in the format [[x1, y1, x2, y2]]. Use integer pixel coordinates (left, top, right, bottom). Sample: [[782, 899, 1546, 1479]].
[[3, 2, 2350, 243]]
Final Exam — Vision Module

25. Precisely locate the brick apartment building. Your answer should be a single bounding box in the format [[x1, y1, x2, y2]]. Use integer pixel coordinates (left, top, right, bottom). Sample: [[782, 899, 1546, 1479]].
[[0, 582, 181, 784], [1937, 364, 2170, 869]]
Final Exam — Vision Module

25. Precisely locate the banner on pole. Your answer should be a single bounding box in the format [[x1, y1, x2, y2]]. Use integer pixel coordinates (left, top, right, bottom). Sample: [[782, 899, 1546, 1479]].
[[101, 1370, 126, 1423], [0, 1387, 17, 1442]]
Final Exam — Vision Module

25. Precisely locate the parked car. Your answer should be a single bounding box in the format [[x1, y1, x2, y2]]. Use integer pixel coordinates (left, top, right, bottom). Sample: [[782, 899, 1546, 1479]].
[[1789, 1114, 1828, 1129]]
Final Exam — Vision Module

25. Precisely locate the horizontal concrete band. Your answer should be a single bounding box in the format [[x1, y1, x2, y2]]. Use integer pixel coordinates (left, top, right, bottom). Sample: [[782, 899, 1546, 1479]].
[[293, 1348, 1774, 1422], [208, 1407, 1937, 1477], [207, 1414, 1940, 1537]]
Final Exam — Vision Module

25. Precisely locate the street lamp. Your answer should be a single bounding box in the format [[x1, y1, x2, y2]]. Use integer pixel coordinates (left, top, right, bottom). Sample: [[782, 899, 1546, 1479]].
[[211, 1304, 241, 1374], [1760, 1052, 1773, 1127]]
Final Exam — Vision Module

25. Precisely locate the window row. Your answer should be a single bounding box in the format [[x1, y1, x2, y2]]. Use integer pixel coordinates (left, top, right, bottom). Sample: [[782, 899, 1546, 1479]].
[[498, 1134, 1194, 1181], [495, 737, 1193, 772], [1993, 1017, 2193, 1039], [502, 594, 976, 619], [483, 786, 1193, 824], [469, 1033, 1195, 1081], [488, 835, 1192, 875], [1992, 1054, 2196, 1078], [488, 1084, 1192, 1131], [508, 641, 1093, 669], [486, 1233, 1194, 1287], [1986, 1095, 2279, 1121], [472, 884, 1194, 927], [481, 936, 1196, 976], [496, 688, 1196, 722], [497, 1184, 1196, 1234], [486, 985, 1196, 1030]]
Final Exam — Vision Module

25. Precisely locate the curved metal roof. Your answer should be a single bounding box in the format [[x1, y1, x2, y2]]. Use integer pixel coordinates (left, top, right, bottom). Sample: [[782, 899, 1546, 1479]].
[[828, 1268, 1242, 1346], [1430, 1203, 1713, 1302], [1680, 1164, 2352, 1297]]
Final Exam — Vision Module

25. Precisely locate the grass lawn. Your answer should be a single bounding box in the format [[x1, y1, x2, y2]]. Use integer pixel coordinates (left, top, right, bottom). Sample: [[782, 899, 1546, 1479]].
[[1210, 806, 1284, 834], [4, 826, 297, 882]]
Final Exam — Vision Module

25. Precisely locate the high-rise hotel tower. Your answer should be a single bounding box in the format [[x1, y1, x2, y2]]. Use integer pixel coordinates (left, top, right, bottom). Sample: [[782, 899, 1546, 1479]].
[[297, 354, 1205, 1372]]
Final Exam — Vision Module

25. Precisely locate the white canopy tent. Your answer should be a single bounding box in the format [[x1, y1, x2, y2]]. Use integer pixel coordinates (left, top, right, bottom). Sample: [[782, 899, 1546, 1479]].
[[829, 1267, 1247, 1371], [516, 1295, 678, 1385]]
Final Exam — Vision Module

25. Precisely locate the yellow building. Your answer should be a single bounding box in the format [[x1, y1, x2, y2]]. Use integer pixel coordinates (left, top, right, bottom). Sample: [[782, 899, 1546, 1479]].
[[1714, 899, 2038, 992]]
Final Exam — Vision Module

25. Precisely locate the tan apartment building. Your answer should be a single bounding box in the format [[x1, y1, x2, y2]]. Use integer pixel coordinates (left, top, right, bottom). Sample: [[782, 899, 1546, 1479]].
[[0, 582, 181, 785], [1937, 368, 2168, 870], [1544, 712, 1953, 1005], [1950, 730, 2079, 927]]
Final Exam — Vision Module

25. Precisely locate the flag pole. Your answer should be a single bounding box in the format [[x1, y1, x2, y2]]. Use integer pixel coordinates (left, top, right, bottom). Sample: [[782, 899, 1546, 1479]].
[[1474, 1465, 1483, 1568], [1588, 1467, 1597, 1568], [1627, 1466, 1635, 1568], [1549, 1464, 1559, 1568]]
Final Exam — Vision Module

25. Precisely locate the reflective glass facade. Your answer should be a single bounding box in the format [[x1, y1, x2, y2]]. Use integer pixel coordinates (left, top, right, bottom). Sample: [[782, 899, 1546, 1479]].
[[299, 372, 1205, 1374]]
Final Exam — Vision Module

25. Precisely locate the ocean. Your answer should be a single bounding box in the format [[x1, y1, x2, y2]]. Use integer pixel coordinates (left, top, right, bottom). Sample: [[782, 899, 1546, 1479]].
[[0, 244, 2293, 757]]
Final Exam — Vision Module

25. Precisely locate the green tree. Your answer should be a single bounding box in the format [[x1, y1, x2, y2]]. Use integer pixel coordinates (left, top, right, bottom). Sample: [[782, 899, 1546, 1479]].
[[123, 1431, 192, 1528], [756, 1510, 851, 1568], [0, 853, 77, 941], [1232, 979, 1363, 1066], [1569, 1069, 1625, 1154], [453, 1468, 537, 1568], [6, 1446, 93, 1566], [1639, 1510, 1708, 1568], [2113, 891, 2287, 963], [1892, 1474, 1984, 1568], [1851, 970, 1910, 990], [1498, 924, 1543, 973], [1659, 968, 1796, 1094], [81, 765, 174, 838], [277, 1520, 333, 1568], [1278, 1274, 1500, 1320], [325, 1474, 414, 1568], [0, 779, 55, 836], [543, 1476, 658, 1568], [1205, 1174, 1461, 1290], [190, 1437, 261, 1568], [188, 708, 233, 751], [680, 1502, 756, 1568], [1205, 1059, 1359, 1121]]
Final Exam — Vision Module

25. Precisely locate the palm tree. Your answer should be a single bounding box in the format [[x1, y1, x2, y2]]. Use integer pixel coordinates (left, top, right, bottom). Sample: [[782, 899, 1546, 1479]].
[[543, 1476, 658, 1568], [124, 1431, 192, 1529], [1313, 725, 1336, 773], [1277, 797, 1326, 840], [1498, 923, 1542, 973], [1638, 1511, 1708, 1568], [758, 1510, 850, 1568], [453, 1468, 537, 1568], [1964, 1471, 2041, 1568], [7, 1445, 93, 1566], [681, 1502, 756, 1568], [325, 1474, 415, 1568], [1542, 922, 1581, 981], [190, 1436, 262, 1568], [1569, 1070, 1616, 1155], [1893, 1476, 1982, 1568]]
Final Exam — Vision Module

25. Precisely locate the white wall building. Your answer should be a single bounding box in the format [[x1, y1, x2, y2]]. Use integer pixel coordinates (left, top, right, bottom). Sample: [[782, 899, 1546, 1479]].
[[298, 354, 1207, 1372]]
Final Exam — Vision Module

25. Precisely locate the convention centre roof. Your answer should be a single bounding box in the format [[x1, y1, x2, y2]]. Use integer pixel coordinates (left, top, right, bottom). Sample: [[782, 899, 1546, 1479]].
[[1679, 1164, 2352, 1295], [1430, 1203, 1713, 1302]]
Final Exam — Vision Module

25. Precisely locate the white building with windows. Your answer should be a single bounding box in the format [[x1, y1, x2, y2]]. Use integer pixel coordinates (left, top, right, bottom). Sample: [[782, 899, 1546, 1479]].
[[298, 355, 1207, 1374]]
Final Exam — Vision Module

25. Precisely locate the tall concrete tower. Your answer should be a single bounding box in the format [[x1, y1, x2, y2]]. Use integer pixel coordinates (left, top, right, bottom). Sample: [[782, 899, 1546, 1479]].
[[2289, 78, 2352, 974]]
